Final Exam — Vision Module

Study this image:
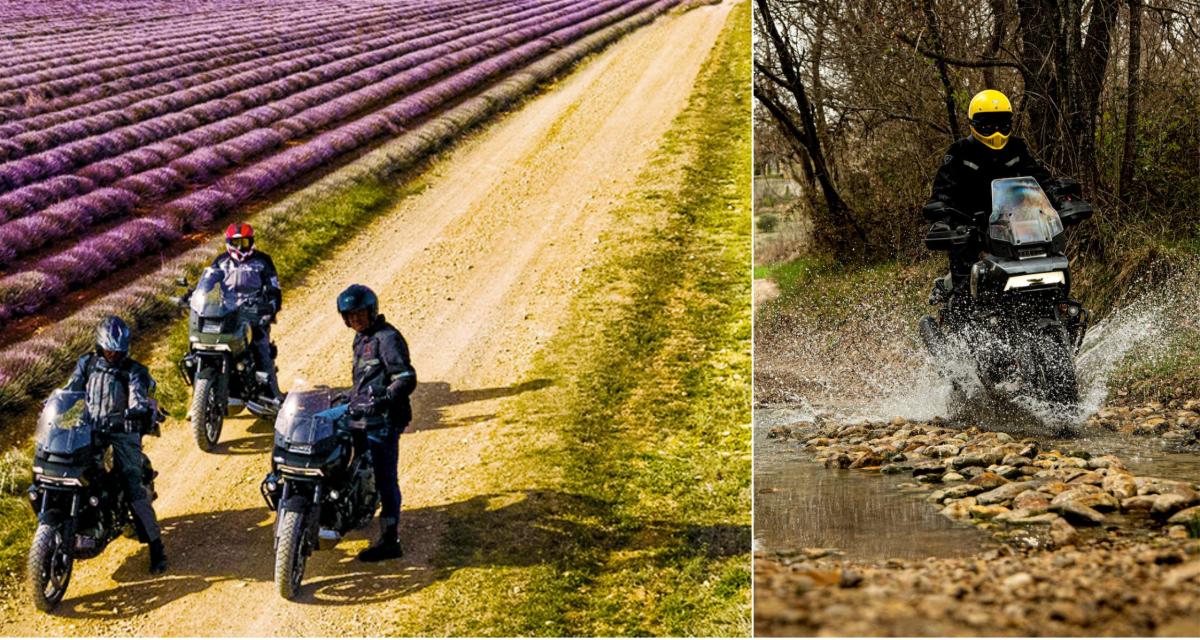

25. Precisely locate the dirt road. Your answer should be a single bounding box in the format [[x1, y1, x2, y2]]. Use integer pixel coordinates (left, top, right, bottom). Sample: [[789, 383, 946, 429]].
[[0, 3, 733, 634]]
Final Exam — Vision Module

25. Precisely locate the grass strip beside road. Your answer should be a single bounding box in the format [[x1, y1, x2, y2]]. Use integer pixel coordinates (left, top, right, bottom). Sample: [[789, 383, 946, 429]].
[[412, 3, 751, 635]]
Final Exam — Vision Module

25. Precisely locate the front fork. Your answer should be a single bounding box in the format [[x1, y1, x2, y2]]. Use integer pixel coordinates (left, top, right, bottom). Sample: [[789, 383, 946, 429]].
[[270, 479, 321, 556]]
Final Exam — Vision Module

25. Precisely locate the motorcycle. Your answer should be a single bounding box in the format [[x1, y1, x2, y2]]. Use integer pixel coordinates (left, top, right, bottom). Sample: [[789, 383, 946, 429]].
[[919, 177, 1094, 408], [176, 267, 279, 451], [260, 383, 379, 599], [25, 389, 164, 612]]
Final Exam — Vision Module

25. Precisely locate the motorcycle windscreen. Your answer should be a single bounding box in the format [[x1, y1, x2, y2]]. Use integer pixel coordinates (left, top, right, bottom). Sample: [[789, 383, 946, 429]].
[[988, 177, 1064, 245], [35, 389, 95, 454], [274, 386, 346, 446], [189, 267, 239, 318]]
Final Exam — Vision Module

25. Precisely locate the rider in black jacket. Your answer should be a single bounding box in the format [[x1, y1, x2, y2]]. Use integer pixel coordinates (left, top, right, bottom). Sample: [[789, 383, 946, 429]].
[[63, 317, 166, 574], [210, 222, 283, 404], [338, 284, 417, 562], [925, 90, 1056, 291]]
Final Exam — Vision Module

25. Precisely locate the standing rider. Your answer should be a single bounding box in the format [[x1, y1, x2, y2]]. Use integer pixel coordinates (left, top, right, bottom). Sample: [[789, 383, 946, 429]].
[[924, 89, 1056, 299], [338, 284, 416, 562], [63, 316, 167, 574], [210, 223, 283, 406]]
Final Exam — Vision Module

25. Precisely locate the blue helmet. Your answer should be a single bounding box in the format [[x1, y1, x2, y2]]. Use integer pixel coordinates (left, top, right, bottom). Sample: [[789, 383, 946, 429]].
[[96, 316, 131, 353], [336, 284, 378, 326]]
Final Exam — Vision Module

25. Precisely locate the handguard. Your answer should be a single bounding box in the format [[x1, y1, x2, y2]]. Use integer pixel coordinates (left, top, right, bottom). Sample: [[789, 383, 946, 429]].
[[924, 221, 974, 251]]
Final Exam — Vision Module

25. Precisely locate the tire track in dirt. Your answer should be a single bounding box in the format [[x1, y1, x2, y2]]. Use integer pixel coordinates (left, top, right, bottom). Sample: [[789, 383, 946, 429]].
[[0, 3, 733, 635]]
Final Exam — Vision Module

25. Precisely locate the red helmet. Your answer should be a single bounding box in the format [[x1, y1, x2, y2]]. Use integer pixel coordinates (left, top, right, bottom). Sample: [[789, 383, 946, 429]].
[[225, 223, 254, 261]]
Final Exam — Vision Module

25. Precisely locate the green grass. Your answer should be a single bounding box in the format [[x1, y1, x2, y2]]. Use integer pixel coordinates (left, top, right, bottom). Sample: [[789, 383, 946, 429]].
[[416, 3, 751, 635]]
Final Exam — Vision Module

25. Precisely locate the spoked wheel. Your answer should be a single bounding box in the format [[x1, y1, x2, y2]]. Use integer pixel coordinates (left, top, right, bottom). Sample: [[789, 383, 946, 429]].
[[274, 508, 309, 600], [28, 523, 73, 612], [191, 371, 225, 452]]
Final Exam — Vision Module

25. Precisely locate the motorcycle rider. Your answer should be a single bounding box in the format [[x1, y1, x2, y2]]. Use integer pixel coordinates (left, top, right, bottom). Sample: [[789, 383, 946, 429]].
[[337, 284, 416, 562], [210, 222, 283, 406], [63, 316, 166, 574], [924, 89, 1056, 302]]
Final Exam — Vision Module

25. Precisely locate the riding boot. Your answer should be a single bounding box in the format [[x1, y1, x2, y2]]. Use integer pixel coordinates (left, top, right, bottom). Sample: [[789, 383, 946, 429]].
[[148, 538, 167, 574], [357, 520, 402, 562]]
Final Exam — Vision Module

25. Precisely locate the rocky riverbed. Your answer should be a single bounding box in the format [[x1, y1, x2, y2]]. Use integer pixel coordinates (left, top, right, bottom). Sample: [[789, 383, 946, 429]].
[[756, 414, 1200, 636]]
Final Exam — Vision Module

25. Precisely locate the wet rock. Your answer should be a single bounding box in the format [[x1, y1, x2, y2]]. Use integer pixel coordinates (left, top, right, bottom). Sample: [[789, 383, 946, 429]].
[[989, 465, 1023, 480], [1013, 490, 1053, 511], [1018, 442, 1039, 458], [838, 570, 864, 588], [1006, 512, 1060, 526], [969, 504, 1010, 520], [942, 471, 965, 482], [1049, 501, 1106, 526], [941, 498, 976, 520], [1050, 517, 1078, 546], [1166, 505, 1200, 525], [976, 481, 1041, 506], [958, 466, 987, 479], [1153, 493, 1200, 518], [1067, 471, 1105, 486], [850, 452, 884, 469], [1052, 488, 1120, 512], [952, 455, 987, 469], [941, 484, 986, 500], [929, 444, 961, 458], [912, 461, 947, 477], [1001, 454, 1032, 467], [880, 463, 912, 475], [1121, 495, 1157, 511], [970, 472, 1008, 490], [1102, 473, 1138, 500]]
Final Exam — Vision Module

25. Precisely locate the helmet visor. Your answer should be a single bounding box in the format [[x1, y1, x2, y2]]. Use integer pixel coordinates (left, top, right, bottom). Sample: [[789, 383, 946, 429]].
[[971, 112, 1012, 136], [227, 237, 252, 251]]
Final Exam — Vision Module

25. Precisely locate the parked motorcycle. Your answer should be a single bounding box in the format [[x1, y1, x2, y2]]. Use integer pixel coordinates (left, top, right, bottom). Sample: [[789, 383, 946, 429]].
[[177, 267, 279, 451], [25, 390, 164, 611], [260, 384, 379, 599], [919, 177, 1093, 408]]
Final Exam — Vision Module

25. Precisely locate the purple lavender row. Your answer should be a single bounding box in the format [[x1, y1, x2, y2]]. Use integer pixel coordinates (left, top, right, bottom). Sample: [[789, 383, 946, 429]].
[[0, 0, 514, 159], [0, 2, 389, 85], [0, 2, 542, 194], [0, 2, 483, 126], [0, 4, 309, 72], [0, 0, 670, 328], [0, 1, 468, 63], [0, 3, 439, 111], [0, 0, 589, 262], [0, 3, 448, 101], [0, 1, 556, 218]]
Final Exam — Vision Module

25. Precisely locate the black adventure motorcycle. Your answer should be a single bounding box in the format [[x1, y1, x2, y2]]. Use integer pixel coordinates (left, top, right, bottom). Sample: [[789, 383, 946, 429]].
[[260, 384, 380, 599], [919, 177, 1094, 408], [25, 389, 165, 612], [177, 267, 279, 451]]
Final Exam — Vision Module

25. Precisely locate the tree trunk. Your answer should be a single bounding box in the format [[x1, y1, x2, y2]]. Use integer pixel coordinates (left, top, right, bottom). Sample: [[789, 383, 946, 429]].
[[754, 0, 865, 249], [921, 0, 961, 139], [1119, 0, 1142, 207]]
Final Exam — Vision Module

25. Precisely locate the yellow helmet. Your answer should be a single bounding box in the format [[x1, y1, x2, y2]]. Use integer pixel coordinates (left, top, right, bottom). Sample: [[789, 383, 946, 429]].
[[967, 89, 1013, 150]]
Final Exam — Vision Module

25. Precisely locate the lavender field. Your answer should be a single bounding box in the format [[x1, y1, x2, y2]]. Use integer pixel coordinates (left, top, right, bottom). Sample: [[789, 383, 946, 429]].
[[0, 0, 682, 409]]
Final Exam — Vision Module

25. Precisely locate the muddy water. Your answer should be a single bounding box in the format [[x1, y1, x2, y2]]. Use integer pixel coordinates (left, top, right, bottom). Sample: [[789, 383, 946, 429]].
[[755, 407, 990, 560]]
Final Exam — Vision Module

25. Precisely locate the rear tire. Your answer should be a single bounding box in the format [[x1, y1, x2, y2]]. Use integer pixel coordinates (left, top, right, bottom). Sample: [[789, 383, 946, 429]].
[[191, 371, 224, 452], [274, 508, 308, 600], [28, 523, 73, 612]]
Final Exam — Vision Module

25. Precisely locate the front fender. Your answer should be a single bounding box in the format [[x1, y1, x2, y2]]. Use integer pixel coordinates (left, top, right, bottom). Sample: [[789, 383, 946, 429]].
[[37, 508, 70, 527]]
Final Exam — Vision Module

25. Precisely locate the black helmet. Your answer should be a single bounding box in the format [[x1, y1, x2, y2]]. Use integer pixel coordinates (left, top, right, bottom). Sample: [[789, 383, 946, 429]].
[[336, 284, 378, 327], [96, 316, 131, 352]]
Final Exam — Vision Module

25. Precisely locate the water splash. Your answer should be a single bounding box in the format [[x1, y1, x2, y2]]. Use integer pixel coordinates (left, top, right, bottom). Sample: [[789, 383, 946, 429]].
[[756, 260, 1199, 432]]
